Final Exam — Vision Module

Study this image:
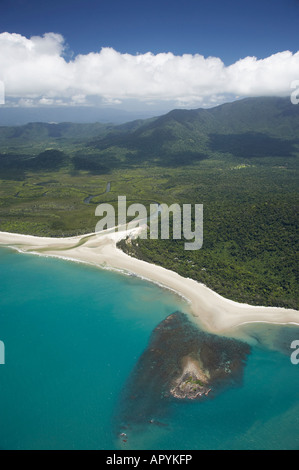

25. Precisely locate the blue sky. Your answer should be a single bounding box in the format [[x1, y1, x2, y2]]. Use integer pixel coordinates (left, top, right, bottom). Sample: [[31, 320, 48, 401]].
[[0, 0, 298, 121], [1, 0, 298, 63]]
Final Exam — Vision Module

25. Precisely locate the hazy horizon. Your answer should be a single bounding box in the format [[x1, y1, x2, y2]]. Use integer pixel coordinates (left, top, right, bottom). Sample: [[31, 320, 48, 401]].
[[0, 95, 290, 126]]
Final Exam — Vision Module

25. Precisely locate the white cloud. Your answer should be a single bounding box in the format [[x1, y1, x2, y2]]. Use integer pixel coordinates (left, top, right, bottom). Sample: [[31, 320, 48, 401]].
[[0, 32, 298, 108]]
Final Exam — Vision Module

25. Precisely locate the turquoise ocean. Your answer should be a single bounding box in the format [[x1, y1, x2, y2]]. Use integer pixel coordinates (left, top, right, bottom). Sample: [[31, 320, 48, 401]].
[[0, 247, 298, 450]]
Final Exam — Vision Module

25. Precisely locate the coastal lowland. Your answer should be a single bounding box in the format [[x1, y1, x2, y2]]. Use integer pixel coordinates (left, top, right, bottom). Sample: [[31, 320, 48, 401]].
[[0, 96, 298, 320]]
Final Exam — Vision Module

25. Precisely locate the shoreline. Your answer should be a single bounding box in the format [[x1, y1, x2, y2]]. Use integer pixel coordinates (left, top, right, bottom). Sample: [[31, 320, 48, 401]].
[[0, 228, 298, 336]]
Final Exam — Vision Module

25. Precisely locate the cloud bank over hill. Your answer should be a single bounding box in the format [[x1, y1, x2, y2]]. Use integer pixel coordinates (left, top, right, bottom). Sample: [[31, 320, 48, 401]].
[[0, 32, 298, 109]]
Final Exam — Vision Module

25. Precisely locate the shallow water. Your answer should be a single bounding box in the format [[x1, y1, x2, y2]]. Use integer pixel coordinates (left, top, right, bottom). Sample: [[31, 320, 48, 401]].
[[0, 247, 298, 450]]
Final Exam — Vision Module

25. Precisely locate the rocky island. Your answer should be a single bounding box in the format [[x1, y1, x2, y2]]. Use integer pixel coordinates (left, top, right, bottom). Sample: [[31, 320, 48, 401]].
[[170, 356, 212, 399], [115, 312, 251, 442]]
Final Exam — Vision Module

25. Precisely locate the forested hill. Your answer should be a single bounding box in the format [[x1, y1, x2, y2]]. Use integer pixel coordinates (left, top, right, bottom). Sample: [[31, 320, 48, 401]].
[[114, 96, 299, 138], [1, 96, 298, 150], [0, 121, 112, 146], [90, 96, 299, 165], [0, 95, 298, 173]]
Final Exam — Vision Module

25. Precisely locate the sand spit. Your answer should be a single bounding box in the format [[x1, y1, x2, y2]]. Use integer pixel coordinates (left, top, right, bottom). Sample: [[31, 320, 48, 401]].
[[0, 228, 298, 335]]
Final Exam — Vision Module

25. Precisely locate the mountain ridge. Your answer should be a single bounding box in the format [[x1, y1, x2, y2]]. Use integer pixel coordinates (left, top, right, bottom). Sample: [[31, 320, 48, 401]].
[[0, 96, 298, 169]]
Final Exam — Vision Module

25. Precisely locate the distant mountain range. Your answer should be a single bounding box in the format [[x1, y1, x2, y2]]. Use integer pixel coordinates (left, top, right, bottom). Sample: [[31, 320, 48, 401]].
[[90, 96, 299, 163], [0, 97, 298, 171], [0, 105, 157, 126]]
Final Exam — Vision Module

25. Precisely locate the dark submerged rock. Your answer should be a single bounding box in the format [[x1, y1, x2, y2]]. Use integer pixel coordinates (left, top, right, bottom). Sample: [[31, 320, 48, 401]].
[[115, 312, 251, 436]]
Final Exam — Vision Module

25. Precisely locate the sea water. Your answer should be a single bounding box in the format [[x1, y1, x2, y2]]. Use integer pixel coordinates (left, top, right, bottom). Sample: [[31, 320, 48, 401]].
[[0, 247, 298, 450]]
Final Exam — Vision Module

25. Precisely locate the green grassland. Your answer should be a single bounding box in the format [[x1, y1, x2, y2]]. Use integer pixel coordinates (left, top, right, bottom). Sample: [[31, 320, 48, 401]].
[[0, 97, 298, 309]]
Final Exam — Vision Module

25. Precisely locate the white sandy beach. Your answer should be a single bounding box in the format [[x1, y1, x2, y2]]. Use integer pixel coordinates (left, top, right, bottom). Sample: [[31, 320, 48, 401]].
[[0, 228, 298, 336]]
